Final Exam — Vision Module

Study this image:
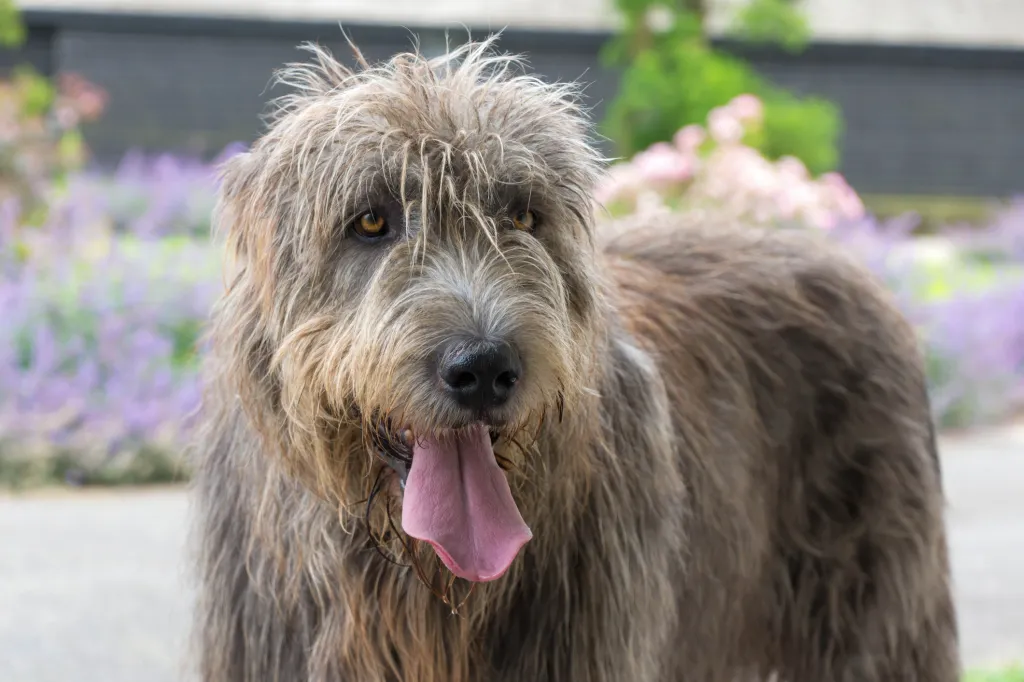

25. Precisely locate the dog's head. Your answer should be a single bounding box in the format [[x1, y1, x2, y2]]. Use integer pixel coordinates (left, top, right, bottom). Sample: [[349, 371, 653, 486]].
[[211, 37, 605, 584]]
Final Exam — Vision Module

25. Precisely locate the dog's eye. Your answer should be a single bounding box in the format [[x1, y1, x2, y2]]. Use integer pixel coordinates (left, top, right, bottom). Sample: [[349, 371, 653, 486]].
[[353, 210, 389, 240], [512, 210, 537, 232]]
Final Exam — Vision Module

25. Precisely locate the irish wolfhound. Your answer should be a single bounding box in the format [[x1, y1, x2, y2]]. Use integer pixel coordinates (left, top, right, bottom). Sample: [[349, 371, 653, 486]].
[[190, 37, 959, 681]]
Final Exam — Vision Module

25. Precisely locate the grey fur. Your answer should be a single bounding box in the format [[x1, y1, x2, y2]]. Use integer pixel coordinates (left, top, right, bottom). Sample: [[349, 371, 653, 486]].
[[189, 37, 960, 682]]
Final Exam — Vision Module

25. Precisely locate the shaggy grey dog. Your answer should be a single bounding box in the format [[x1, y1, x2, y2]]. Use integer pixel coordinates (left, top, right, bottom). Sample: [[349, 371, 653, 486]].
[[190, 37, 960, 682]]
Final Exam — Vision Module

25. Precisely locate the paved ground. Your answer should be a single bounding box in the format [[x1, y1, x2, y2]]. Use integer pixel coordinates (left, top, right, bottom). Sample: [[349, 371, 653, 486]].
[[1, 427, 1022, 682]]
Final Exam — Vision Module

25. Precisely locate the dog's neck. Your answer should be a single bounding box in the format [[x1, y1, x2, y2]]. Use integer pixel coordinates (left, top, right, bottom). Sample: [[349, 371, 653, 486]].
[[506, 299, 665, 543]]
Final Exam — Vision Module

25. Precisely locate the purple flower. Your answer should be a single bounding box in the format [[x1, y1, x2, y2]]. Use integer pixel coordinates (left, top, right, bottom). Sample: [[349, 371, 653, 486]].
[[3, 139, 1024, 486], [1, 146, 242, 480]]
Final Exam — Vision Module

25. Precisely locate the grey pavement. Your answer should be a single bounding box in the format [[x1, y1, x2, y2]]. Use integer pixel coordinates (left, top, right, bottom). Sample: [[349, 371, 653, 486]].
[[1, 428, 1023, 682]]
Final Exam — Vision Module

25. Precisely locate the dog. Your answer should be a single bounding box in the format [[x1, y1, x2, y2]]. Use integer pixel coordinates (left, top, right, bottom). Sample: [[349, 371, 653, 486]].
[[189, 37, 960, 681]]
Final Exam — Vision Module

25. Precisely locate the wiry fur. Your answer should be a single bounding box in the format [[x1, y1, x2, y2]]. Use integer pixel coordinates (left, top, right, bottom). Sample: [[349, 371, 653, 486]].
[[190, 37, 960, 682]]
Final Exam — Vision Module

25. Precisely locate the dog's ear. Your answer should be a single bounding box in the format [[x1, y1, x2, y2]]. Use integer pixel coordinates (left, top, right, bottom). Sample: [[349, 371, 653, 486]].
[[215, 150, 259, 263], [214, 149, 280, 316]]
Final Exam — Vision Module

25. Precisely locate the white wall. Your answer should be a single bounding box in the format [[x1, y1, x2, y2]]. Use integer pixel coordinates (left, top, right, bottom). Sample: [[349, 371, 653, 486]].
[[15, 0, 618, 30], [18, 0, 1024, 49], [709, 0, 1024, 49]]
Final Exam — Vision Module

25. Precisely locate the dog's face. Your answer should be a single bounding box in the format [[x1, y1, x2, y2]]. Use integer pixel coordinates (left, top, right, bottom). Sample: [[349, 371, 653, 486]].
[[214, 41, 605, 583]]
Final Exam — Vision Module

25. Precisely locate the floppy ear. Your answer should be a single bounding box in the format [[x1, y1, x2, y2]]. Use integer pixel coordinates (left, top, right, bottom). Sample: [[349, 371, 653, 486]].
[[214, 150, 281, 317], [215, 150, 259, 259]]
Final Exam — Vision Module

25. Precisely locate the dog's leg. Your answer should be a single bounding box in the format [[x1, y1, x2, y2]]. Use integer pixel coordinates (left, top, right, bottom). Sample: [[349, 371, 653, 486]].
[[774, 423, 961, 682], [190, 426, 321, 682]]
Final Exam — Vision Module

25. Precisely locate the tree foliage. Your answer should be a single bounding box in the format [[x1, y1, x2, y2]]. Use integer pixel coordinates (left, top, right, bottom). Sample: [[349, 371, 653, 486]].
[[601, 0, 842, 176], [0, 0, 26, 48]]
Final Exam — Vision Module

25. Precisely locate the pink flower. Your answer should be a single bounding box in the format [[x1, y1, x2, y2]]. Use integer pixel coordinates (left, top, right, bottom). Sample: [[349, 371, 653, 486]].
[[54, 104, 79, 130], [774, 185, 800, 221], [636, 189, 670, 216], [804, 205, 837, 230], [729, 94, 764, 123], [673, 124, 706, 154], [632, 142, 694, 186], [602, 105, 867, 233], [820, 172, 866, 220], [58, 72, 108, 121], [707, 106, 744, 144], [775, 156, 809, 181], [593, 165, 641, 205], [76, 91, 107, 121]]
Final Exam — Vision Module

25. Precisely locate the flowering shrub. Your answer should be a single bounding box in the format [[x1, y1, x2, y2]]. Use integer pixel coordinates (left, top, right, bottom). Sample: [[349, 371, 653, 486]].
[[597, 94, 864, 230], [63, 143, 245, 239], [0, 151, 227, 488], [601, 0, 840, 174], [599, 97, 1024, 428], [0, 68, 108, 222], [830, 211, 1024, 428]]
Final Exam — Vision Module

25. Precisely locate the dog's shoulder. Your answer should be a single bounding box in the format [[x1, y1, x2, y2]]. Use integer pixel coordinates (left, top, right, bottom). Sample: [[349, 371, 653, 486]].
[[597, 211, 918, 386], [601, 211, 848, 273], [597, 212, 890, 316]]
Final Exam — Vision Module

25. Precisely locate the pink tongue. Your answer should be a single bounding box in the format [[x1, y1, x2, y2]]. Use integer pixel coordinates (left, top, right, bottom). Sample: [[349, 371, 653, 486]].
[[401, 425, 532, 582]]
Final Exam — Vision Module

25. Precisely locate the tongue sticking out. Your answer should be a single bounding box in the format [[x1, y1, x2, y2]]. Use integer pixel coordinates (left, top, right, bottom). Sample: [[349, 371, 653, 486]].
[[401, 425, 532, 582]]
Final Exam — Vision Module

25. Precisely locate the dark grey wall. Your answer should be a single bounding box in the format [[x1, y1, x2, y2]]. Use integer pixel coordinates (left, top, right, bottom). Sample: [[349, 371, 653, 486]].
[[725, 42, 1024, 198], [48, 21, 616, 164], [5, 10, 1024, 198]]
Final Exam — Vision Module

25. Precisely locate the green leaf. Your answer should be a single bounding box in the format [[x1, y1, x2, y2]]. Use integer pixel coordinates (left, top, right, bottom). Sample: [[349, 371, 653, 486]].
[[0, 0, 26, 48], [760, 93, 841, 174], [729, 0, 812, 52], [13, 66, 56, 117]]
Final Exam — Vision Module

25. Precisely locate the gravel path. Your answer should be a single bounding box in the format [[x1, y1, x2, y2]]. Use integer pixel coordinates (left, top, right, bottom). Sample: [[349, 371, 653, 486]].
[[1, 428, 1022, 681]]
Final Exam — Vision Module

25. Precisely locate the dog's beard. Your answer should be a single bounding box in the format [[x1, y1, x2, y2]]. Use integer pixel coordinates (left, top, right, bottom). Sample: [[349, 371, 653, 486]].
[[370, 420, 532, 583]]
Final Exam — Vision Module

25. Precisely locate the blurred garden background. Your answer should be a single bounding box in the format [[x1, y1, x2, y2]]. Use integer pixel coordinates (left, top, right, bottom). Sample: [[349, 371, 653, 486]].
[[0, 0, 1022, 680]]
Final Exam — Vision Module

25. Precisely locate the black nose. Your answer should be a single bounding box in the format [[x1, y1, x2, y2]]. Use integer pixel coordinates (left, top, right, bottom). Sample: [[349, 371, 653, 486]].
[[438, 340, 522, 411]]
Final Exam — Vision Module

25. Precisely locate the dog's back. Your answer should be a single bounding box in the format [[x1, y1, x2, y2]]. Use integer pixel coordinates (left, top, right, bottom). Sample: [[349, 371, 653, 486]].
[[599, 213, 959, 680]]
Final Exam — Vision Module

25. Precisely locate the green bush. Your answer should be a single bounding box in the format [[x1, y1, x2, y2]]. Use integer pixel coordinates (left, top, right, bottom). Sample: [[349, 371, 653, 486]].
[[0, 0, 24, 47], [964, 666, 1024, 682], [602, 0, 842, 176], [759, 93, 841, 176], [728, 0, 811, 52]]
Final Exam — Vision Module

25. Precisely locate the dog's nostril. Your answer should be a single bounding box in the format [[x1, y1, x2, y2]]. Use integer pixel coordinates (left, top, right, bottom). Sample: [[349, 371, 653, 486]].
[[494, 370, 518, 391], [451, 371, 478, 390]]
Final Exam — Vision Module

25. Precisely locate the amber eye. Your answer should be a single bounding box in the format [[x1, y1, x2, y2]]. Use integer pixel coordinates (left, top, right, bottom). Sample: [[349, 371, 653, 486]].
[[353, 210, 388, 239], [512, 209, 537, 232]]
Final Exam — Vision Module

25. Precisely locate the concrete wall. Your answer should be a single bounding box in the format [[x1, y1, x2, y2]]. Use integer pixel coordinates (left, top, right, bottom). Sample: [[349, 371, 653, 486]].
[[20, 0, 1024, 48]]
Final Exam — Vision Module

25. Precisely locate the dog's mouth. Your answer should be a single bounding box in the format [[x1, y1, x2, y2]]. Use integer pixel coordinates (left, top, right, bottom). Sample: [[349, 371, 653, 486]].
[[371, 421, 417, 489], [370, 419, 532, 583], [371, 421, 502, 489]]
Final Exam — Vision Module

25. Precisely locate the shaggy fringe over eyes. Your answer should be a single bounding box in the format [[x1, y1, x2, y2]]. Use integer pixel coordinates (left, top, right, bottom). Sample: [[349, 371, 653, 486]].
[[227, 34, 607, 258]]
